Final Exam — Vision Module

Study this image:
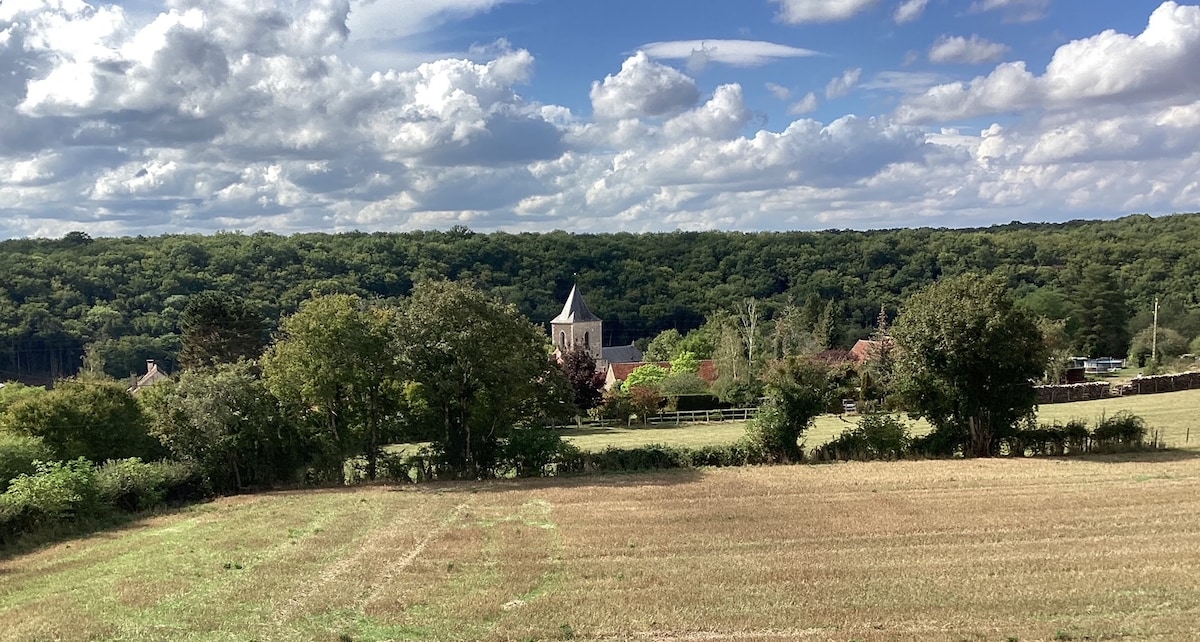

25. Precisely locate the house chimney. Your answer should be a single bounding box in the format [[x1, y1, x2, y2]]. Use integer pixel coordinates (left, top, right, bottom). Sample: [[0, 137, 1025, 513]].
[[146, 359, 157, 375]]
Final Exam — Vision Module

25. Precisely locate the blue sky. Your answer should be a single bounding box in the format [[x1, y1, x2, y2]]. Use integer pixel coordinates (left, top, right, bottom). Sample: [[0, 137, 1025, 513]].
[[0, 0, 1197, 237]]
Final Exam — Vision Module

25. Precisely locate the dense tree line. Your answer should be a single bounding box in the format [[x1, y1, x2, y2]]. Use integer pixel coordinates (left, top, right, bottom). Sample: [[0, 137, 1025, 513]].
[[2, 214, 1200, 383]]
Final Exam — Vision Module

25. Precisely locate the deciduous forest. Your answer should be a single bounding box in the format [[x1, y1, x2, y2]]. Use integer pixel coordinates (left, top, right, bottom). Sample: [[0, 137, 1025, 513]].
[[2, 213, 1199, 383]]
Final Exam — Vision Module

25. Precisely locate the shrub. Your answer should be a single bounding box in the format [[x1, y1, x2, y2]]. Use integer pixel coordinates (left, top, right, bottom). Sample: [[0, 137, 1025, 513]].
[[1091, 411, 1146, 449], [745, 358, 833, 463], [1, 378, 159, 462], [590, 389, 633, 423], [1063, 419, 1090, 453], [377, 450, 413, 483], [811, 430, 870, 462], [0, 458, 209, 546], [2, 459, 102, 529], [0, 433, 54, 492], [908, 425, 964, 458], [502, 426, 572, 478], [811, 414, 911, 461], [96, 459, 210, 511], [856, 414, 910, 459], [586, 444, 691, 472], [1005, 418, 1067, 457], [97, 458, 168, 511]]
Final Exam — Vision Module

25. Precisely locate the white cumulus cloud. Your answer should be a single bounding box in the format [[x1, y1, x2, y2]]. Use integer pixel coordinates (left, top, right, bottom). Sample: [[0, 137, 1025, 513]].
[[2, 0, 1200, 238], [928, 35, 1010, 64], [898, 1, 1200, 123], [772, 0, 881, 23], [590, 52, 701, 120], [825, 67, 863, 98], [893, 0, 928, 24], [789, 92, 819, 114]]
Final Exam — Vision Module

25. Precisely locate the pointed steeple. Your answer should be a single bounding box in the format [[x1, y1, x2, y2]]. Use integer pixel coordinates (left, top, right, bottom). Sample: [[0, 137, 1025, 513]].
[[552, 284, 600, 324]]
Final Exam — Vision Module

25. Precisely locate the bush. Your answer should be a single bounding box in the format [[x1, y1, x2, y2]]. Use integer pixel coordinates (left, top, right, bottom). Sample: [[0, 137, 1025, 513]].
[[0, 458, 211, 546], [4, 459, 101, 518], [908, 425, 964, 458], [1, 459, 102, 544], [501, 426, 573, 478], [1091, 411, 1147, 449], [811, 414, 910, 461], [586, 444, 690, 472], [1064, 419, 1090, 453], [1004, 418, 1066, 457], [0, 433, 54, 492], [96, 459, 210, 511], [1, 378, 159, 462]]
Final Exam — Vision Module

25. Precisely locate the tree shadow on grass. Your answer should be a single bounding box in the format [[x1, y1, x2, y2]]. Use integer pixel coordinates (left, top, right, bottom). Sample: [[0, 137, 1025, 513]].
[[1048, 447, 1200, 464], [558, 423, 729, 437], [380, 467, 708, 496], [0, 500, 215, 562]]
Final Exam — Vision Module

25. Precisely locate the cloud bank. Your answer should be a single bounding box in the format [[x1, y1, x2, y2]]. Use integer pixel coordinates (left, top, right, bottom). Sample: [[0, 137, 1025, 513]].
[[1, 0, 1200, 238]]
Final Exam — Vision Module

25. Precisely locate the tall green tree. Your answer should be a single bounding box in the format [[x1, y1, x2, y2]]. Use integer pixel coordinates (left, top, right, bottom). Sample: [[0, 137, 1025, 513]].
[[622, 363, 669, 392], [141, 361, 305, 492], [1128, 326, 1188, 368], [179, 292, 267, 370], [398, 280, 560, 478], [1073, 265, 1130, 358], [746, 357, 834, 462], [261, 294, 401, 480], [643, 329, 682, 362], [711, 307, 766, 405], [892, 275, 1048, 457]]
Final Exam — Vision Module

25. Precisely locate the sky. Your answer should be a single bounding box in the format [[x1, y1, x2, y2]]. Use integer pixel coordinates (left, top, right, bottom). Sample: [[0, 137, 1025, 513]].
[[1, 0, 1198, 238]]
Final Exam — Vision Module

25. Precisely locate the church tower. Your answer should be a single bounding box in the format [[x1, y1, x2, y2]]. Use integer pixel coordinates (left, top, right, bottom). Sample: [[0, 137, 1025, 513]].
[[551, 284, 604, 364]]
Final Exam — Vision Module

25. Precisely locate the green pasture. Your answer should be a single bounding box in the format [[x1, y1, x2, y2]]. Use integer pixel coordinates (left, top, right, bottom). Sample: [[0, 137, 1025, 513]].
[[561, 388, 1200, 452]]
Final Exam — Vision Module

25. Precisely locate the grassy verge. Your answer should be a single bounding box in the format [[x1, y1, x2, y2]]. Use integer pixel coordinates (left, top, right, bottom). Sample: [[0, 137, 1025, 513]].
[[4, 454, 1200, 641]]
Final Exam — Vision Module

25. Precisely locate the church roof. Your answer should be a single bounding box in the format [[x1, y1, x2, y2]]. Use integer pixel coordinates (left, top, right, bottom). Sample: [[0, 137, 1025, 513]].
[[551, 284, 600, 324], [602, 343, 643, 364]]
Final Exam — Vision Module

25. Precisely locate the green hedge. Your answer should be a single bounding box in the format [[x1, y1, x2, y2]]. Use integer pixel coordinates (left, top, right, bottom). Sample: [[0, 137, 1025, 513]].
[[0, 458, 210, 547], [818, 413, 1153, 462], [0, 433, 54, 492]]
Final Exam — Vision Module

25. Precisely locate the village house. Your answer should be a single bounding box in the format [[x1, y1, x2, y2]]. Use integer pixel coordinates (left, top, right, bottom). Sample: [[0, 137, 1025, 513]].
[[128, 359, 169, 393]]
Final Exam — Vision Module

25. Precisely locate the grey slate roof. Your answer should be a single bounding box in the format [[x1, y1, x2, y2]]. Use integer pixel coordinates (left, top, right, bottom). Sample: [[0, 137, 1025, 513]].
[[551, 284, 600, 323], [602, 343, 643, 364]]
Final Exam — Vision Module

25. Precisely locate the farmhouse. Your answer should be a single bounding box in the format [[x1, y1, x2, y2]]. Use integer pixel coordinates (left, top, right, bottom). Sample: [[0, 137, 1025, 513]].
[[128, 359, 169, 393], [550, 284, 642, 370]]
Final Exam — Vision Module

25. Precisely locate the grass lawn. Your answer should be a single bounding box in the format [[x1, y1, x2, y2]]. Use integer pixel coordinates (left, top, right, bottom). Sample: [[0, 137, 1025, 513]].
[[5, 453, 1200, 641], [562, 388, 1200, 452]]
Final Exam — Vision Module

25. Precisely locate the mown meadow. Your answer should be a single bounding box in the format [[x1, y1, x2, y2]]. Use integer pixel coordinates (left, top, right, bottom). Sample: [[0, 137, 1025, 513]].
[[3, 453, 1200, 641], [3, 390, 1200, 641]]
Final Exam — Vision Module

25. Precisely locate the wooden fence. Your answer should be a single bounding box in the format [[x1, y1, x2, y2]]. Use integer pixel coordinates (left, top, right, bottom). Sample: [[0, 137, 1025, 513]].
[[555, 406, 759, 429], [651, 407, 758, 425]]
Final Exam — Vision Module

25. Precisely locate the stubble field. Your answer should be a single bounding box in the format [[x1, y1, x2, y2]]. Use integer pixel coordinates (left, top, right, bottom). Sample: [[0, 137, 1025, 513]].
[[4, 450, 1200, 641]]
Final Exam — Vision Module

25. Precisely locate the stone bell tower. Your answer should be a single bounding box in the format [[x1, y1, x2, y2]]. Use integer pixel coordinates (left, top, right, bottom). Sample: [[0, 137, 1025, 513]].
[[550, 284, 603, 365]]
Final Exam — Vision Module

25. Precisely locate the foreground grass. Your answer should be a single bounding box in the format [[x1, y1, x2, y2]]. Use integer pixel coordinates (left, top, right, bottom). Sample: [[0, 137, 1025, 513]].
[[5, 453, 1200, 641], [563, 388, 1200, 452]]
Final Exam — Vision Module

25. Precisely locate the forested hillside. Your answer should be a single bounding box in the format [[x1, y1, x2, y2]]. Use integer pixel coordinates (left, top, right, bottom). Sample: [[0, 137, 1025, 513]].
[[2, 213, 1199, 383]]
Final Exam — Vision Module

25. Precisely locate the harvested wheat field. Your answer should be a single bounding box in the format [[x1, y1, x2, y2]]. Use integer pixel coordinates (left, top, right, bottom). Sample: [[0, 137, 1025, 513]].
[[4, 454, 1200, 642]]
